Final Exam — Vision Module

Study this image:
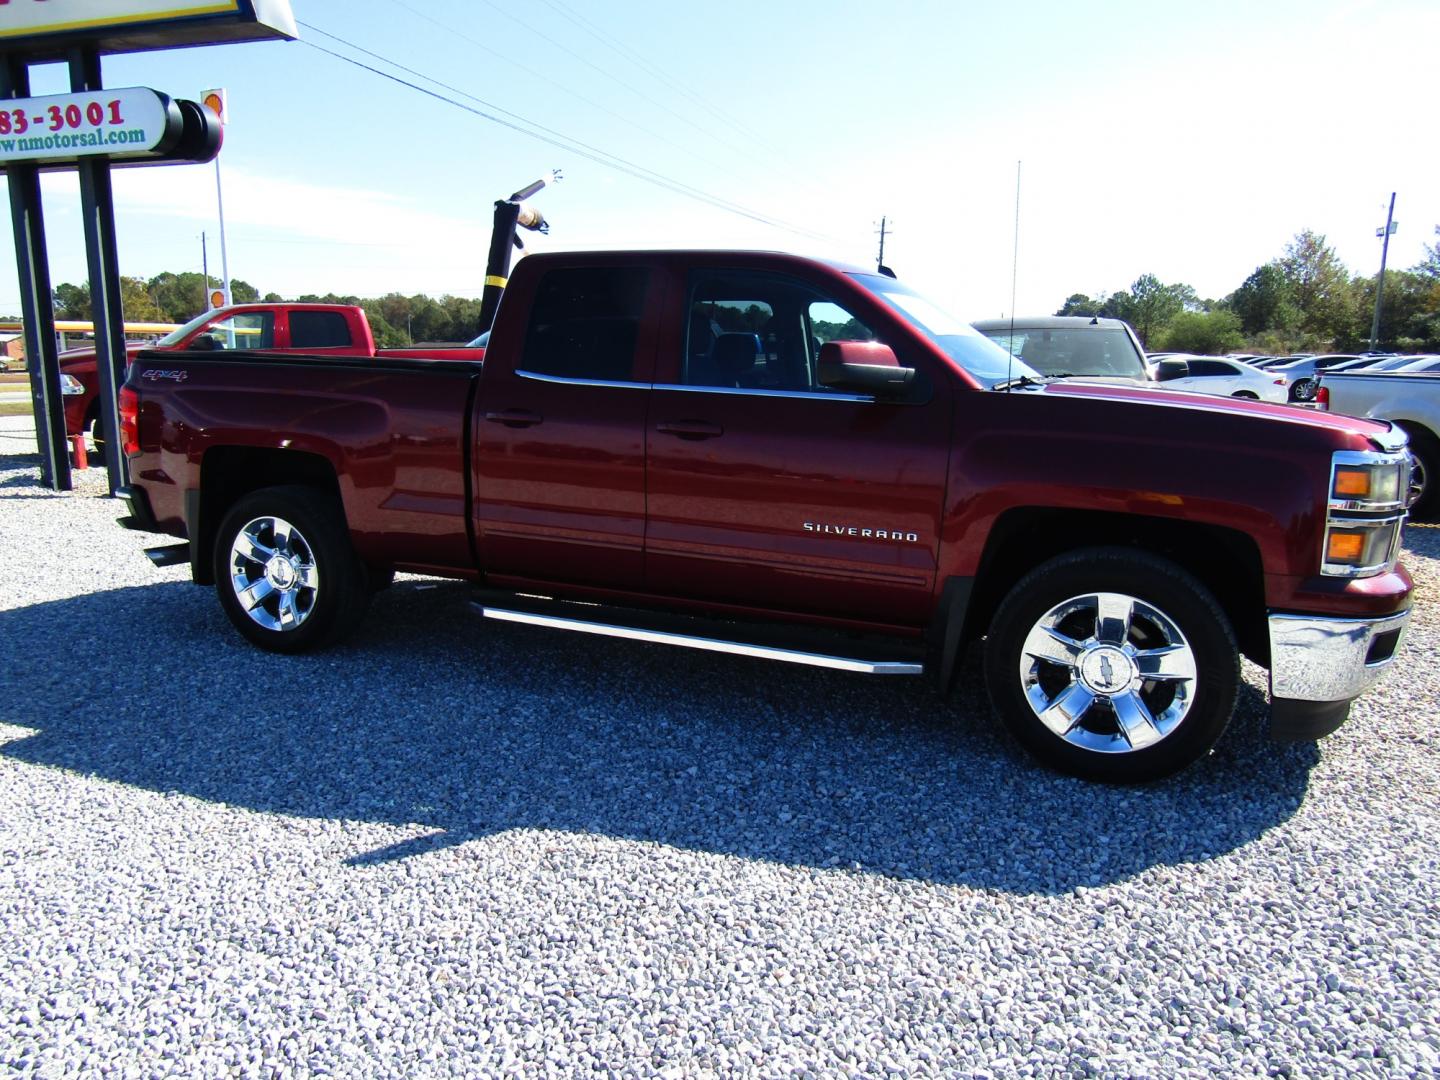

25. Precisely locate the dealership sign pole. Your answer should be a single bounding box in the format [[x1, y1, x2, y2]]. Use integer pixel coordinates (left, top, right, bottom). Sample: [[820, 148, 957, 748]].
[[0, 55, 66, 489], [0, 0, 295, 493]]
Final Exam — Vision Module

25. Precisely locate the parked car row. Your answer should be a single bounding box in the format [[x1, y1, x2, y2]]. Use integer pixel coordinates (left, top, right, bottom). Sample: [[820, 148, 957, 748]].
[[1238, 353, 1440, 402], [1147, 355, 1292, 403]]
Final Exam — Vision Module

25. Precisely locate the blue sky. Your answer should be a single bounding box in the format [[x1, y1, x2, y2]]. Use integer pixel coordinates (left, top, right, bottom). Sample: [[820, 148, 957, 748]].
[[2, 0, 1437, 320]]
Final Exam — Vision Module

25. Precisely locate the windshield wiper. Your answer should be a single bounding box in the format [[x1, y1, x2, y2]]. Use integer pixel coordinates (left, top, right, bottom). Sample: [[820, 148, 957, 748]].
[[991, 374, 1047, 391]]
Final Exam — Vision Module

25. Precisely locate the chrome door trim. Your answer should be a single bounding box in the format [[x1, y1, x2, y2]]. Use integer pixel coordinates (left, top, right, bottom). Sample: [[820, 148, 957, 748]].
[[652, 383, 875, 403], [516, 369, 645, 390]]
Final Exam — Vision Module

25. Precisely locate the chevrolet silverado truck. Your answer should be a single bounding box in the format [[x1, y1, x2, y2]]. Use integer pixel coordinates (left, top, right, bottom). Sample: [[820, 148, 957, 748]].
[[116, 251, 1414, 782], [61, 302, 486, 454], [1316, 369, 1438, 520]]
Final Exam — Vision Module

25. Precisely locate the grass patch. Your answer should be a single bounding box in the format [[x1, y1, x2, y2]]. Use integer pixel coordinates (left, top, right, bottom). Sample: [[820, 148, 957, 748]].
[[0, 372, 29, 384], [0, 401, 35, 416]]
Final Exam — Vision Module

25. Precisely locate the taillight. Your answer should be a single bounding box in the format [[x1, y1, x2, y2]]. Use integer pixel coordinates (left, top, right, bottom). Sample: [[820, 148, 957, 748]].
[[119, 386, 140, 456], [1314, 386, 1330, 411]]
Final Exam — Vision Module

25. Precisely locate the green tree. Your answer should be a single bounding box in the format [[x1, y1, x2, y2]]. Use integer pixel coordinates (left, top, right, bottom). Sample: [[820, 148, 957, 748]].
[[146, 272, 208, 322], [119, 276, 165, 322], [147, 271, 261, 321], [1415, 225, 1440, 280], [1110, 273, 1187, 346], [1228, 263, 1299, 336], [1157, 310, 1244, 355], [53, 282, 91, 320], [1278, 230, 1355, 347], [1056, 293, 1105, 317], [1354, 269, 1440, 352], [359, 301, 407, 347], [230, 278, 260, 304]]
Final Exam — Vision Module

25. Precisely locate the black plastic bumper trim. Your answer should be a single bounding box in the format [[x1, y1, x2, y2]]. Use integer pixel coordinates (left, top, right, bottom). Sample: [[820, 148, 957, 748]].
[[116, 484, 160, 533], [1270, 698, 1352, 742]]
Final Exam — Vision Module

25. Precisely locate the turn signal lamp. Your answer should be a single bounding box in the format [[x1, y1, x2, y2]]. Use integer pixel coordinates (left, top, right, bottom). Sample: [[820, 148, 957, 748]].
[[1326, 531, 1366, 563]]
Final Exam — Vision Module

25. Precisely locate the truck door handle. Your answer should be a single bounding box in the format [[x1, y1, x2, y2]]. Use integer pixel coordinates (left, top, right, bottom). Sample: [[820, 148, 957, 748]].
[[485, 409, 543, 428], [656, 420, 724, 440]]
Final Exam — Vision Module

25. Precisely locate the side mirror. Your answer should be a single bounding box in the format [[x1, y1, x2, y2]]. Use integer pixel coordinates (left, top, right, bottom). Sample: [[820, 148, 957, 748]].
[[818, 340, 915, 395], [1153, 358, 1190, 382]]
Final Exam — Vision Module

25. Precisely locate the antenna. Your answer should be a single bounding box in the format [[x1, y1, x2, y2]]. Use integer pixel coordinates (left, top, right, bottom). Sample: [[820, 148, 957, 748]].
[[875, 216, 893, 272], [1006, 161, 1022, 391]]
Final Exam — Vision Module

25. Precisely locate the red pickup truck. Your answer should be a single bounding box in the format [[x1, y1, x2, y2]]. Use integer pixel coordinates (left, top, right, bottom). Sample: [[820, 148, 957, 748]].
[[116, 251, 1414, 782], [61, 302, 486, 451]]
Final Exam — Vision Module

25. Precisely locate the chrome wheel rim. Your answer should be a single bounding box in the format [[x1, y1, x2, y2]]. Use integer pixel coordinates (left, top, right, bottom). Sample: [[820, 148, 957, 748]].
[[1408, 452, 1426, 508], [1018, 591, 1197, 754], [1293, 379, 1316, 401], [228, 515, 319, 632]]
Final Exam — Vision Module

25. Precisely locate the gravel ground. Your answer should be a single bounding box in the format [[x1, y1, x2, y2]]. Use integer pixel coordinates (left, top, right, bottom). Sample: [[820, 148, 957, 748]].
[[1, 414, 1438, 1078]]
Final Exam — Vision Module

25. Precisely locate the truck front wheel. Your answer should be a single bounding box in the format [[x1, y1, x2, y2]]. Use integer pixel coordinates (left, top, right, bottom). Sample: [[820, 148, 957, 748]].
[[983, 548, 1239, 783], [1403, 426, 1438, 521], [213, 485, 370, 653]]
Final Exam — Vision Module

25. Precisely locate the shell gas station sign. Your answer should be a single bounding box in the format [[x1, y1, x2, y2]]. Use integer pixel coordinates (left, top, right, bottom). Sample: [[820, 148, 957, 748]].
[[0, 1, 296, 55]]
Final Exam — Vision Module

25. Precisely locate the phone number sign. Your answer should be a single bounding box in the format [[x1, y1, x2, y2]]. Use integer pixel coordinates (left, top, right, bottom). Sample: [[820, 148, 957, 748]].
[[0, 88, 175, 166], [0, 0, 295, 56]]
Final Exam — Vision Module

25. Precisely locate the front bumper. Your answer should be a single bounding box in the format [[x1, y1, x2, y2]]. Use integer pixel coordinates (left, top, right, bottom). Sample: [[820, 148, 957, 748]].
[[1267, 607, 1411, 739]]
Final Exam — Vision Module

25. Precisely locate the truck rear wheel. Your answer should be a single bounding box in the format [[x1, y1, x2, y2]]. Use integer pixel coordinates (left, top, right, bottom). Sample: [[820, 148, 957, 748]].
[[213, 485, 370, 653], [983, 547, 1239, 783]]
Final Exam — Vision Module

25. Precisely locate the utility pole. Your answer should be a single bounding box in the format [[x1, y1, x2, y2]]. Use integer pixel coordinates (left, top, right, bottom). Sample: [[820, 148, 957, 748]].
[[202, 232, 210, 300], [1369, 192, 1397, 352]]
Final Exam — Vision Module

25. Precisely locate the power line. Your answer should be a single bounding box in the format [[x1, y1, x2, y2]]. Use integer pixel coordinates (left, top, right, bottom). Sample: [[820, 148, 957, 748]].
[[534, 0, 817, 185], [297, 25, 843, 246], [383, 0, 753, 184], [464, 0, 766, 167]]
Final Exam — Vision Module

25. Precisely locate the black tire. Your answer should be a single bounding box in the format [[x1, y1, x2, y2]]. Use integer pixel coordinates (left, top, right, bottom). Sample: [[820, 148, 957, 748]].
[[1231, 391, 1259, 400], [86, 409, 106, 460], [983, 547, 1239, 783], [1290, 378, 1316, 402], [1402, 425, 1439, 522], [212, 485, 370, 653]]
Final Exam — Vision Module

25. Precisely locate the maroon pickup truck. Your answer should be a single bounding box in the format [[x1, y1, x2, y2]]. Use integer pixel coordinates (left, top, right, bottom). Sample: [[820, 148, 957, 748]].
[[61, 301, 486, 452], [116, 251, 1414, 782]]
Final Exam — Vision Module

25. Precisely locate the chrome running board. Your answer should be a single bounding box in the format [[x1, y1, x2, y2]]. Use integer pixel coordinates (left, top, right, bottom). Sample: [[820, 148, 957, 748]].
[[478, 605, 924, 675]]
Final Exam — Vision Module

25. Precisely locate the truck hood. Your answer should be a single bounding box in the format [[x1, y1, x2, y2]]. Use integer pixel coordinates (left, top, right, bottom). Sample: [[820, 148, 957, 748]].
[[1032, 379, 1399, 451]]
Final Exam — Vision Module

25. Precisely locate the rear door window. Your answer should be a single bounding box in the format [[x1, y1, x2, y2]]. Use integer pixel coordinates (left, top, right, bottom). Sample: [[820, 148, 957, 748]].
[[520, 267, 650, 382], [289, 311, 354, 349]]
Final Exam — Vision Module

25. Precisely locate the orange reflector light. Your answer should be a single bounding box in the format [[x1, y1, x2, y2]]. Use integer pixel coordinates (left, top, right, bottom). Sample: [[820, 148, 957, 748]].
[[1327, 531, 1365, 563], [1333, 468, 1370, 498]]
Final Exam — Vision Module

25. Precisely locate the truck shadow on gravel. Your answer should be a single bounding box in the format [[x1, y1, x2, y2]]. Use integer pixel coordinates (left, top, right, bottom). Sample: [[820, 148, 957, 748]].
[[0, 578, 1319, 894]]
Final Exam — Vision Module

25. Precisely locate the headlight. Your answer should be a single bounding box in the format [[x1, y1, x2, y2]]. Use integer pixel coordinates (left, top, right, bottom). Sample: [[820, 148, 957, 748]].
[[1321, 449, 1409, 578], [1329, 450, 1409, 512], [59, 374, 85, 396]]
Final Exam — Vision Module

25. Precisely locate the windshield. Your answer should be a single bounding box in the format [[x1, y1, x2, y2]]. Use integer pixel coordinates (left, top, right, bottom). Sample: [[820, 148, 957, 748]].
[[851, 274, 1038, 385], [977, 326, 1147, 379], [158, 309, 221, 346]]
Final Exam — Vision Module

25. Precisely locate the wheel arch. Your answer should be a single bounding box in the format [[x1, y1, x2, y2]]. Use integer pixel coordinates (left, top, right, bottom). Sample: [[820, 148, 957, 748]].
[[190, 446, 343, 585], [949, 507, 1267, 679]]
